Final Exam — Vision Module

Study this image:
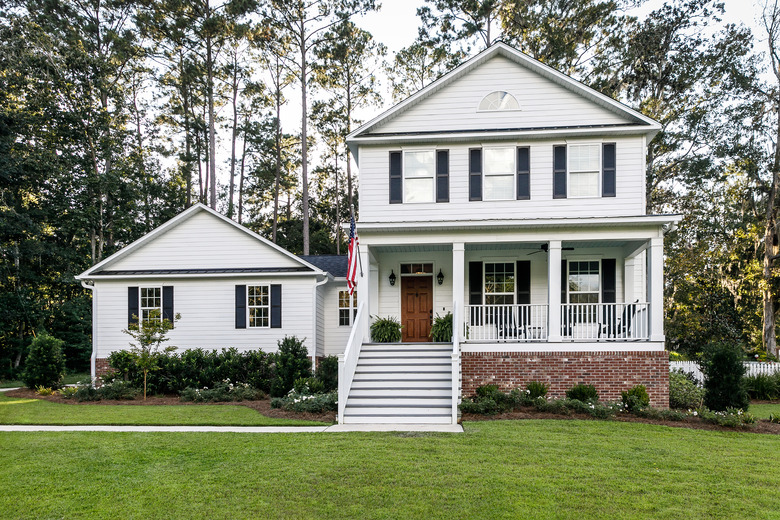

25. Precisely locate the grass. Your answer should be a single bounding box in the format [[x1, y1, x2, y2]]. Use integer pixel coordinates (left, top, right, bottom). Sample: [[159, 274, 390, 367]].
[[0, 393, 327, 427], [1, 420, 779, 519], [0, 372, 90, 388], [751, 403, 780, 419]]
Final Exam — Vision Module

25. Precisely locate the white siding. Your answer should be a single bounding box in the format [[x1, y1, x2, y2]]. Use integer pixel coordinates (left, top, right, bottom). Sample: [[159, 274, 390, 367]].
[[315, 284, 326, 357], [375, 56, 630, 135], [94, 276, 316, 359], [321, 282, 353, 356], [373, 251, 454, 320], [358, 136, 646, 224], [108, 211, 302, 271]]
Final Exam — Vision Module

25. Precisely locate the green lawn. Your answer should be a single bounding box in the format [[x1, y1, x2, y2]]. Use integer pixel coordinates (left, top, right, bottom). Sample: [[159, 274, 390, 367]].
[[0, 372, 90, 388], [0, 393, 327, 426], [751, 403, 780, 419], [1, 421, 779, 519]]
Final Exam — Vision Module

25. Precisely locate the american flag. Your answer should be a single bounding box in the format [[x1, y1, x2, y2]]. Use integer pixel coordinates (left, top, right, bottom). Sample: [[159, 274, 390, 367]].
[[347, 215, 359, 294]]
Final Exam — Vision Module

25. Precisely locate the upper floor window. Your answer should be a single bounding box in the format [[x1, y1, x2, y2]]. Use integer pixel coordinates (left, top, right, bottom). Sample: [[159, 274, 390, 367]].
[[553, 143, 616, 199], [483, 148, 515, 200], [403, 150, 435, 203], [478, 91, 520, 111], [469, 146, 530, 201], [569, 144, 600, 198]]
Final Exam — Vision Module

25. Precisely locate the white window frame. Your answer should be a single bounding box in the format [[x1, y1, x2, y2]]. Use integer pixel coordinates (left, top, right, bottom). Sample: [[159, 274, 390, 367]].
[[484, 262, 515, 305], [477, 91, 521, 112], [567, 143, 601, 198], [402, 149, 436, 203], [482, 147, 515, 201], [338, 290, 357, 327], [248, 285, 270, 328], [139, 286, 162, 323], [567, 260, 601, 304]]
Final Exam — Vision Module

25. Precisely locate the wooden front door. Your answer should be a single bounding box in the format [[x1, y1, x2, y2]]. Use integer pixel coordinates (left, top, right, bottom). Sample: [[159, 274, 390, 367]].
[[401, 276, 433, 342]]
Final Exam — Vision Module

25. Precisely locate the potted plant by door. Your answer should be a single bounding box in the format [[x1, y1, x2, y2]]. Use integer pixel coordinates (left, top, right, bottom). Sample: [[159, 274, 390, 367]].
[[370, 316, 402, 343]]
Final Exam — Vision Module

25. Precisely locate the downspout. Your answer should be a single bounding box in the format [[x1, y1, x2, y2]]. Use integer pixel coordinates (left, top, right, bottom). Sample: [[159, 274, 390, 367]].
[[312, 275, 329, 374], [80, 280, 97, 383]]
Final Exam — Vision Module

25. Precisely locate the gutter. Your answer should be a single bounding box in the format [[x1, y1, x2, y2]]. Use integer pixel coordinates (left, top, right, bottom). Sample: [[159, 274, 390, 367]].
[[80, 280, 97, 383]]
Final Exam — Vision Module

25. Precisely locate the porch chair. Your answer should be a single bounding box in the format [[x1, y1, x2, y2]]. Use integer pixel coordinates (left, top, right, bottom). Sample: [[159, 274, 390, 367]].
[[599, 300, 638, 339], [497, 306, 528, 341]]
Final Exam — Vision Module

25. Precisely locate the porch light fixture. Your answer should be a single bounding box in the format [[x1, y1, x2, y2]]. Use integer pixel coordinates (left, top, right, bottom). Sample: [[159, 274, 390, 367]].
[[389, 270, 396, 286], [437, 269, 444, 286]]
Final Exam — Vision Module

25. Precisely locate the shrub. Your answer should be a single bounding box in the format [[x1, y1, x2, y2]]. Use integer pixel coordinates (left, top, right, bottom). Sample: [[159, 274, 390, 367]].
[[315, 355, 339, 392], [73, 382, 100, 402], [634, 407, 688, 422], [98, 379, 139, 400], [768, 413, 780, 424], [700, 341, 749, 411], [430, 312, 453, 342], [744, 373, 780, 400], [526, 381, 549, 399], [669, 371, 704, 409], [35, 386, 54, 396], [21, 334, 66, 390], [58, 386, 79, 399], [270, 391, 337, 413], [459, 385, 521, 415], [271, 336, 311, 397], [293, 377, 325, 395], [621, 385, 650, 412], [370, 316, 402, 343], [694, 407, 756, 428], [180, 379, 264, 402], [565, 384, 599, 402]]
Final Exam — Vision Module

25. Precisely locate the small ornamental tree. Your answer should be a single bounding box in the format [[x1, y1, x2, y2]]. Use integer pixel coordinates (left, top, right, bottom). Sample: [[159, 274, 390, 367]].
[[700, 341, 750, 411], [21, 333, 66, 389], [123, 310, 179, 400], [271, 336, 311, 397]]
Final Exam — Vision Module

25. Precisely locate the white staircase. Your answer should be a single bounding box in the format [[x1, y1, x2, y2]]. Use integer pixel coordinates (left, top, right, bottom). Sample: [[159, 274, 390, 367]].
[[341, 343, 454, 424]]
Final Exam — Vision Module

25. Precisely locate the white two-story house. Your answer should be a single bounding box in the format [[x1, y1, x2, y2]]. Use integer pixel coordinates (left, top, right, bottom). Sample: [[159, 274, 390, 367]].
[[77, 43, 677, 426], [338, 42, 678, 424]]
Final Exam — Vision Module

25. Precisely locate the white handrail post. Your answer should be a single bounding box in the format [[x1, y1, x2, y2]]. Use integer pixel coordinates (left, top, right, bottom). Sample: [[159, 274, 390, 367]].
[[451, 301, 460, 425], [338, 302, 366, 425]]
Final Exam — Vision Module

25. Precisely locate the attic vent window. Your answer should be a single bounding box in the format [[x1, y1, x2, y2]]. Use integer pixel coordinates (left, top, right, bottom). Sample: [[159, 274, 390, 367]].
[[479, 91, 519, 111]]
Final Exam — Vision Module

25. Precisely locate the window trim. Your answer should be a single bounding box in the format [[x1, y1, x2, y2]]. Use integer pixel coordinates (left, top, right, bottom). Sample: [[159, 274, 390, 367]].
[[566, 259, 601, 304], [338, 290, 358, 327], [483, 261, 516, 305], [567, 143, 602, 199], [139, 286, 162, 323], [482, 147, 516, 201], [247, 284, 271, 328], [402, 149, 436, 204]]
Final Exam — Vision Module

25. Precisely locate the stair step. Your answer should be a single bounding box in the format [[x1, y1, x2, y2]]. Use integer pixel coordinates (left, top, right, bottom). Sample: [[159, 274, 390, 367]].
[[343, 406, 452, 416], [359, 351, 451, 359], [357, 358, 450, 367], [349, 388, 451, 397], [346, 396, 452, 406], [342, 415, 453, 424], [350, 382, 452, 391], [352, 372, 451, 382], [360, 345, 452, 353]]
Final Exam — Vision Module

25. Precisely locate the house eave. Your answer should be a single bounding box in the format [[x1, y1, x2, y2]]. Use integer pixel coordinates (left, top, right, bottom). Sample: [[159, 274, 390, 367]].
[[75, 271, 325, 281]]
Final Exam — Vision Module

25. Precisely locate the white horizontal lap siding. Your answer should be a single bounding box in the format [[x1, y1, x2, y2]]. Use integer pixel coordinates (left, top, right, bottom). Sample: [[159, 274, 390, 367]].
[[322, 283, 352, 356], [378, 56, 628, 134], [373, 251, 453, 320], [109, 211, 302, 270], [94, 277, 316, 359], [358, 137, 645, 224]]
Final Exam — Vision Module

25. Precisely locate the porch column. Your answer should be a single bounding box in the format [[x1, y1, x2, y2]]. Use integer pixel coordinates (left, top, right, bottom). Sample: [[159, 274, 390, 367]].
[[647, 237, 664, 342], [452, 242, 465, 343], [357, 244, 371, 338], [547, 240, 562, 342]]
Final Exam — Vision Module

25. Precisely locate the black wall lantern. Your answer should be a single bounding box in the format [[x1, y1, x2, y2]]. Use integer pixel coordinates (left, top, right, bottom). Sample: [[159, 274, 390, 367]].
[[437, 269, 444, 286], [389, 270, 396, 286]]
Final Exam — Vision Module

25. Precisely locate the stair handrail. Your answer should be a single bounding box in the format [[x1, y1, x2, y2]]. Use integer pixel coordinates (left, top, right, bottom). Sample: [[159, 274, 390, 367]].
[[451, 301, 460, 425], [338, 301, 366, 424]]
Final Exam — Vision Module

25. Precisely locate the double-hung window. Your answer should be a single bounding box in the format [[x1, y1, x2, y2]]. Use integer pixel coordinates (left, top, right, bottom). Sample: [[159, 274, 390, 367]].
[[484, 262, 515, 305], [567, 261, 600, 304], [483, 148, 515, 200], [140, 287, 162, 323], [248, 285, 270, 328], [338, 290, 357, 326], [554, 143, 616, 198], [568, 144, 600, 197], [403, 150, 435, 203]]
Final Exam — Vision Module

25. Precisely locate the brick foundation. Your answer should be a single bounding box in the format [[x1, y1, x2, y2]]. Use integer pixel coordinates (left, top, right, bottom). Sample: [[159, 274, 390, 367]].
[[95, 358, 110, 378], [461, 350, 669, 408]]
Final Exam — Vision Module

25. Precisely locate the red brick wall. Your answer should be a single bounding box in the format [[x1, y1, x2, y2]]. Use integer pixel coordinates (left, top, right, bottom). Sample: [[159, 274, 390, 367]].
[[95, 358, 110, 378], [461, 351, 669, 408]]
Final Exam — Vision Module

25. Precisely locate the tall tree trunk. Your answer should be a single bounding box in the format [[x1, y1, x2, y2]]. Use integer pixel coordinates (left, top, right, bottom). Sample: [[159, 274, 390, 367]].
[[238, 122, 248, 224], [206, 1, 217, 210], [273, 74, 282, 243], [228, 56, 239, 219], [300, 31, 310, 255], [181, 52, 193, 208], [335, 152, 340, 255]]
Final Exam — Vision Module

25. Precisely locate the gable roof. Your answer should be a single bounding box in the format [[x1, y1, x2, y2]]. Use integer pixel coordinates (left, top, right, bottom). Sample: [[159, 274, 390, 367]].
[[76, 204, 324, 279], [347, 42, 660, 154]]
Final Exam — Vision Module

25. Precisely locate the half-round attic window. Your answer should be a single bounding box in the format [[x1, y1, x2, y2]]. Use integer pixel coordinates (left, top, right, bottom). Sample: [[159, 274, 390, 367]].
[[478, 91, 520, 111]]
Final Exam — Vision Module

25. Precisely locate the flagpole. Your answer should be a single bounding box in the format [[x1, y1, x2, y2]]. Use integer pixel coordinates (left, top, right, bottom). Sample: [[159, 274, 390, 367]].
[[350, 205, 364, 277]]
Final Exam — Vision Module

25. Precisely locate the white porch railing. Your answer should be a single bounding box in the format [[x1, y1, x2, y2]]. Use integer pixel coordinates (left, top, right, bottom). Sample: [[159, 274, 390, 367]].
[[337, 302, 366, 424], [451, 302, 460, 424], [463, 304, 549, 341], [561, 302, 649, 341]]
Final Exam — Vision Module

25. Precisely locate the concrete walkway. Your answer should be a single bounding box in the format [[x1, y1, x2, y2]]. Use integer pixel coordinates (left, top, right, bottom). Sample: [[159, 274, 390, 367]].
[[0, 424, 463, 433]]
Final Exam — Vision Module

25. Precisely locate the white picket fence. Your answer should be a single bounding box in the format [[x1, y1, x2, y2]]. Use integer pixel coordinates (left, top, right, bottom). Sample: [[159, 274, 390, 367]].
[[670, 361, 780, 384]]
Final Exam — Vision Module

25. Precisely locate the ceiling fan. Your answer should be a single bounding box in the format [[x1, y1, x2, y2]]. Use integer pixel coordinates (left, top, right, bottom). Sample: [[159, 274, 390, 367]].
[[527, 243, 575, 256]]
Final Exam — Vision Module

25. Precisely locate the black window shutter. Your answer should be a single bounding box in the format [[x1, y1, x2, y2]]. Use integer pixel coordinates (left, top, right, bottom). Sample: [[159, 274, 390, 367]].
[[561, 259, 567, 303], [602, 259, 617, 303], [235, 285, 246, 329], [270, 284, 282, 328], [602, 143, 616, 197], [553, 145, 567, 199], [469, 149, 482, 201], [468, 261, 483, 305], [516, 261, 531, 305], [162, 286, 174, 326], [389, 151, 402, 204], [517, 147, 530, 200], [128, 287, 139, 327], [436, 150, 449, 203]]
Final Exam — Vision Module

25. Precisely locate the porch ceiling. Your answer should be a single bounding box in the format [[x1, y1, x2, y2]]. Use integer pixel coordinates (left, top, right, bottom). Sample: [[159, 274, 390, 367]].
[[373, 244, 453, 253], [373, 240, 647, 254]]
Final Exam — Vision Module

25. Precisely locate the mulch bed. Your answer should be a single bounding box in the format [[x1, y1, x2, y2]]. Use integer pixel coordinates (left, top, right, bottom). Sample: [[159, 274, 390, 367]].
[[5, 388, 336, 424], [7, 388, 779, 434]]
